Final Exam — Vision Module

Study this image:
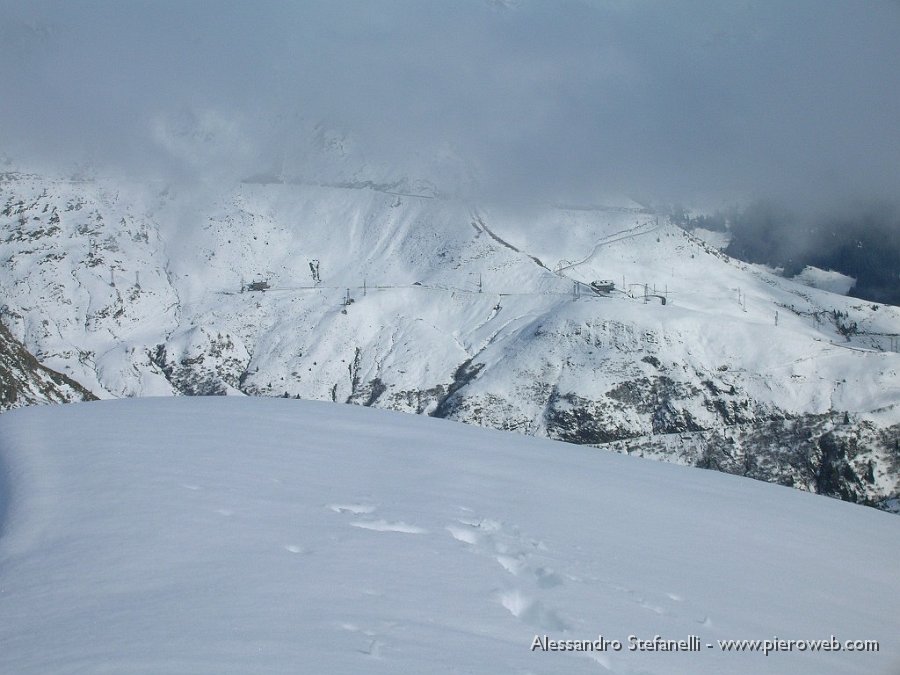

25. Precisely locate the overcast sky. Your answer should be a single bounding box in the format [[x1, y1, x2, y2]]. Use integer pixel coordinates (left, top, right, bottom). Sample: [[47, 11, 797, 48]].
[[1, 0, 898, 209]]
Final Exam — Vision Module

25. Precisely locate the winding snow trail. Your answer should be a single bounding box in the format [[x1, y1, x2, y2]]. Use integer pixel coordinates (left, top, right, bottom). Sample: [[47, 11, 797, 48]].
[[555, 219, 660, 274]]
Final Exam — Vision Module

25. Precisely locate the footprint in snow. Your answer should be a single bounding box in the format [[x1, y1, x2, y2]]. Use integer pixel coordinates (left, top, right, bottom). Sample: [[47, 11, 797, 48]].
[[328, 503, 377, 515], [446, 524, 481, 545], [449, 516, 562, 587], [358, 639, 384, 658], [534, 566, 564, 589], [448, 512, 573, 630], [585, 651, 615, 671], [340, 624, 384, 658], [350, 519, 427, 534], [496, 554, 526, 576], [329, 502, 426, 535], [284, 544, 311, 554], [640, 601, 666, 615], [628, 590, 668, 616], [499, 589, 569, 631]]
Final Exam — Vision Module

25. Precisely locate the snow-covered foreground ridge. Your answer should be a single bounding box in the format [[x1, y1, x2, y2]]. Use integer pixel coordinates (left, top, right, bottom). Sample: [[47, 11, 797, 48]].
[[0, 397, 897, 675], [1, 170, 899, 507]]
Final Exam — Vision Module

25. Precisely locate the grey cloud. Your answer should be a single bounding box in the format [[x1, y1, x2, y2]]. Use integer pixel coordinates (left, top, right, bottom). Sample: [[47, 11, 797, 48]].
[[1, 0, 898, 210]]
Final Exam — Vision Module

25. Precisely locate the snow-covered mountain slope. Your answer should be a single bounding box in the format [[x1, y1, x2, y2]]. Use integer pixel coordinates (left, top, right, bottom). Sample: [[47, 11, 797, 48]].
[[0, 397, 897, 675], [0, 321, 96, 409], [1, 169, 898, 506]]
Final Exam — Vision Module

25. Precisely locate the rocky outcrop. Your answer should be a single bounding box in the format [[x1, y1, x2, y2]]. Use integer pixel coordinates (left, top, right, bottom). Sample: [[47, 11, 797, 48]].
[[0, 322, 97, 411], [615, 413, 900, 507]]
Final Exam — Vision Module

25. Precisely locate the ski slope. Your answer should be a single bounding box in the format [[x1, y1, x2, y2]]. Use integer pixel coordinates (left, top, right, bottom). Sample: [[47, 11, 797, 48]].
[[0, 397, 897, 674]]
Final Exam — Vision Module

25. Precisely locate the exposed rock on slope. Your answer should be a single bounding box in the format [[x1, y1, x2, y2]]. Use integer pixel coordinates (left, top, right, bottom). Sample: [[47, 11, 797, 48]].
[[0, 322, 97, 410]]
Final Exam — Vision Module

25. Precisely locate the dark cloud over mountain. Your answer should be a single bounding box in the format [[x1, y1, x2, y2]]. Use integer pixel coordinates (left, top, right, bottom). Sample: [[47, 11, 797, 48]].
[[2, 1, 898, 212]]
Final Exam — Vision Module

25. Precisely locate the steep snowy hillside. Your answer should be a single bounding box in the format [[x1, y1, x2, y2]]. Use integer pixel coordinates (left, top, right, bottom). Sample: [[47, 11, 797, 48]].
[[1, 169, 898, 507], [0, 398, 897, 674], [0, 322, 96, 409]]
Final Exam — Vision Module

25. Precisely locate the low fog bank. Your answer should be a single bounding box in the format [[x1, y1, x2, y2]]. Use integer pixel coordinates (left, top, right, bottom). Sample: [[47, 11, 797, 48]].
[[673, 200, 900, 306]]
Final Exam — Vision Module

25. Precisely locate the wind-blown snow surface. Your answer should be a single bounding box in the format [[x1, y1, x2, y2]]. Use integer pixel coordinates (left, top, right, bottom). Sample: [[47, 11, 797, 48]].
[[0, 398, 897, 674]]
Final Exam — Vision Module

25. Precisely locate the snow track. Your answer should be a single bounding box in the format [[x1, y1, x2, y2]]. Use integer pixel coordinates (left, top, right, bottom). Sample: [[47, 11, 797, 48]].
[[555, 219, 660, 273]]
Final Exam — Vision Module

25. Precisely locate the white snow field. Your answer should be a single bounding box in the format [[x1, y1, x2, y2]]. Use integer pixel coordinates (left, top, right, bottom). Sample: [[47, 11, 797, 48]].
[[0, 397, 897, 675]]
